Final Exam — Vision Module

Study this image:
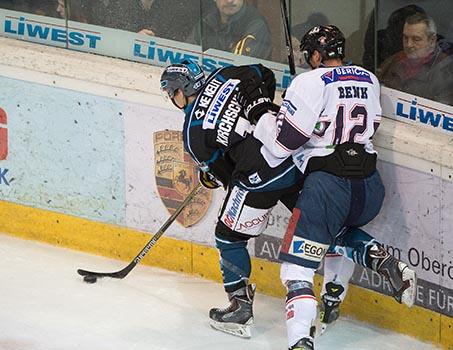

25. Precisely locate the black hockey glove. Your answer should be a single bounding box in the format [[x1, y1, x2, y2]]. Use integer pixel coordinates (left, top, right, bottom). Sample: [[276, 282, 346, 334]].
[[236, 80, 280, 124], [198, 170, 222, 189]]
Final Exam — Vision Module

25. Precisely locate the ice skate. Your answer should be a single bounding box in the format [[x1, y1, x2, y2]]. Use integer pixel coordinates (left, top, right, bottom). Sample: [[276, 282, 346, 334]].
[[209, 284, 255, 338], [318, 282, 344, 335], [290, 327, 315, 350], [370, 245, 417, 307], [289, 337, 314, 350]]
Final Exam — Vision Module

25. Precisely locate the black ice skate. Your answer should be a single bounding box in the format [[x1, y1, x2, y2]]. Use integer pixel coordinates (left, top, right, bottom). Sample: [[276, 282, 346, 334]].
[[319, 282, 344, 335], [290, 327, 315, 350], [289, 337, 314, 350], [369, 245, 417, 307], [209, 284, 255, 338]]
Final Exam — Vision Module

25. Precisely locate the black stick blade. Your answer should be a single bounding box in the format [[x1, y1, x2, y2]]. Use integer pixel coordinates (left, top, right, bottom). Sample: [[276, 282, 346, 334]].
[[77, 268, 120, 279]]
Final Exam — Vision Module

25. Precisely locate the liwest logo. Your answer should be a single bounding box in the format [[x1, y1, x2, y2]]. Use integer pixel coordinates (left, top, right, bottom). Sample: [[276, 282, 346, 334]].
[[0, 107, 10, 186], [4, 16, 101, 49], [396, 98, 453, 133], [205, 79, 239, 127], [133, 40, 294, 89]]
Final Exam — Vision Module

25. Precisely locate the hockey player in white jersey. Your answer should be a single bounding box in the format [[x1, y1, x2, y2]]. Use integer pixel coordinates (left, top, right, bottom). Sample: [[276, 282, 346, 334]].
[[249, 25, 417, 350]]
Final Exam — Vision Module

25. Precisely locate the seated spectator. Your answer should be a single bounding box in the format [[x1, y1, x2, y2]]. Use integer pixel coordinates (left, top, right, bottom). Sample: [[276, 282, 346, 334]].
[[291, 12, 329, 68], [137, 0, 207, 42], [292, 12, 329, 42], [85, 0, 147, 32], [187, 0, 272, 60], [362, 4, 426, 72], [34, 1, 56, 17], [378, 13, 453, 105], [56, 0, 147, 31], [56, 0, 90, 23], [0, 0, 29, 11]]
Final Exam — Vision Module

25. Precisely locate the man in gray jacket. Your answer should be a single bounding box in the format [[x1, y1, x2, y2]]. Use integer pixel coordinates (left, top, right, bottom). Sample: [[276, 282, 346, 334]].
[[378, 12, 453, 105]]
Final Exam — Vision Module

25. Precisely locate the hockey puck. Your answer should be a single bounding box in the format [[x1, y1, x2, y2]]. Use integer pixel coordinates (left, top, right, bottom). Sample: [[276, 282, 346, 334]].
[[83, 275, 97, 284]]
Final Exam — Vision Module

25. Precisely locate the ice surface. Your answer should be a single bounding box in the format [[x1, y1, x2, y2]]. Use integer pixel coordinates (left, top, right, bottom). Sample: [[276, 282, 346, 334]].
[[0, 234, 438, 350]]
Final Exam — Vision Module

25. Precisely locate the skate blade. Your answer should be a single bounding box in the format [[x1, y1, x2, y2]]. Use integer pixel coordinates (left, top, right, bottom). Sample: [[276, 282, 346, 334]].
[[401, 268, 417, 308], [314, 307, 336, 337], [314, 318, 335, 337], [209, 318, 253, 338]]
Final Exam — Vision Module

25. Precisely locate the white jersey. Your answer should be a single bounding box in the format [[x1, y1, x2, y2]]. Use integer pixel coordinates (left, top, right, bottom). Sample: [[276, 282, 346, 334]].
[[254, 65, 382, 173]]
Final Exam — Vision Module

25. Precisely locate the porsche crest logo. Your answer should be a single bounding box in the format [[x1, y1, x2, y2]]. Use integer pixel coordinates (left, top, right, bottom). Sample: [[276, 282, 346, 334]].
[[153, 130, 212, 227]]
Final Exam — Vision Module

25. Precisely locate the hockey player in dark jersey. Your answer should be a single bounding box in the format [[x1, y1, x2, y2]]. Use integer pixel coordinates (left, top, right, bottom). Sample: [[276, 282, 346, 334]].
[[160, 60, 304, 338]]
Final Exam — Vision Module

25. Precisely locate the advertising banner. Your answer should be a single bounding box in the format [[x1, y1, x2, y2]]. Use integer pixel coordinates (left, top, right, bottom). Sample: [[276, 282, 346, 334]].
[[0, 76, 126, 224], [381, 87, 453, 135], [123, 103, 223, 246], [0, 10, 298, 90]]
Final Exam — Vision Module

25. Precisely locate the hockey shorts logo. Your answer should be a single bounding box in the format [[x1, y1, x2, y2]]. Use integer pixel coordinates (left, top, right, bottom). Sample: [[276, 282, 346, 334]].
[[289, 236, 329, 262], [248, 172, 262, 185], [221, 186, 247, 230]]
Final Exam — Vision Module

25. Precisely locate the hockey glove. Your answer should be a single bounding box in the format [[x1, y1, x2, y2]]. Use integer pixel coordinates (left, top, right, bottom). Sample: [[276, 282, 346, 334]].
[[198, 170, 222, 189], [236, 80, 280, 124]]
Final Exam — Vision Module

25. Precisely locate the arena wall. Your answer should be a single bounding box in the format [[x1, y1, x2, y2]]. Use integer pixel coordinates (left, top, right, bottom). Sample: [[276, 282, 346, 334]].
[[0, 37, 452, 349]]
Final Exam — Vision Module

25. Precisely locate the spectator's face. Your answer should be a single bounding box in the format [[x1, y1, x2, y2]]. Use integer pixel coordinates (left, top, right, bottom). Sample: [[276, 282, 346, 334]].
[[56, 0, 65, 18], [403, 22, 436, 59], [215, 0, 244, 17], [291, 36, 305, 68]]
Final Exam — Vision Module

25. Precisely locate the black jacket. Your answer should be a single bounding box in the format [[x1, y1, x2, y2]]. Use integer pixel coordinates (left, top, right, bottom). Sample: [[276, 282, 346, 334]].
[[187, 4, 272, 60]]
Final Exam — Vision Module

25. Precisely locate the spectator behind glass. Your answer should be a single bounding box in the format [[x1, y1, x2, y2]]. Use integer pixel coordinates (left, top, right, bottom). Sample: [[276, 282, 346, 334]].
[[59, 0, 148, 32], [33, 0, 56, 16], [0, 0, 29, 11], [378, 13, 453, 105], [137, 0, 206, 42], [56, 0, 89, 22], [362, 4, 426, 72], [291, 12, 329, 68], [187, 0, 272, 60]]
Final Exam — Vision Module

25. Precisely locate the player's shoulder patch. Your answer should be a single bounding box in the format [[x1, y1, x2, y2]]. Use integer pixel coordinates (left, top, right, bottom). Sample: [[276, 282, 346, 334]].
[[321, 66, 373, 85]]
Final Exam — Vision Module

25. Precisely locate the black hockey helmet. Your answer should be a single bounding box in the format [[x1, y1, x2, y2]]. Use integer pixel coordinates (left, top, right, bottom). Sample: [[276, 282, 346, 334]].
[[300, 25, 345, 64], [160, 60, 205, 99]]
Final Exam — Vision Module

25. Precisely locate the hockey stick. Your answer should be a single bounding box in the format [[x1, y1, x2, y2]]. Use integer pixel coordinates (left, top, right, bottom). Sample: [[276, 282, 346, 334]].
[[77, 183, 203, 280], [280, 0, 296, 76]]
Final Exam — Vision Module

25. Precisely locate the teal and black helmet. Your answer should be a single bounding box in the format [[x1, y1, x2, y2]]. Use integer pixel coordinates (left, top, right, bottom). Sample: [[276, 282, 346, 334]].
[[160, 60, 206, 99]]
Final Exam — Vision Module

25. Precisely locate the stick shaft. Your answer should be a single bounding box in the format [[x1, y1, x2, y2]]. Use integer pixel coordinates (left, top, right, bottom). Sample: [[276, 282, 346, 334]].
[[77, 183, 203, 279]]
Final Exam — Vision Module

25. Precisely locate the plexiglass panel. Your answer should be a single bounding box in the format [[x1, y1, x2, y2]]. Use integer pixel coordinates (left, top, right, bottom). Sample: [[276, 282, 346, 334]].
[[0, 0, 451, 105], [290, 0, 375, 67]]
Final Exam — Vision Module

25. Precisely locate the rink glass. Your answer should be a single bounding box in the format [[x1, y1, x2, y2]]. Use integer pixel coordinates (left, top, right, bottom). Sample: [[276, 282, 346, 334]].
[[0, 0, 451, 105]]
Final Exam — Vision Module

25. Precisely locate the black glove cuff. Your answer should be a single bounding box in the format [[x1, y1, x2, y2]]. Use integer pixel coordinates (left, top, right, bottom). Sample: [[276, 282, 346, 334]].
[[247, 101, 280, 124]]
